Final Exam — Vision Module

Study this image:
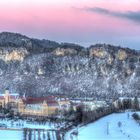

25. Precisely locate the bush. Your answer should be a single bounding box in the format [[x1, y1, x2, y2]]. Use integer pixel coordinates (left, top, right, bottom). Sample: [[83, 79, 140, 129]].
[[132, 113, 140, 120]]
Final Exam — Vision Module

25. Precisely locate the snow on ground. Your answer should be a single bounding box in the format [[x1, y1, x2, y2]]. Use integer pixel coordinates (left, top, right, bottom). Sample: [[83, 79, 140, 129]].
[[66, 111, 140, 140], [0, 129, 57, 140], [0, 130, 22, 140], [0, 119, 56, 140]]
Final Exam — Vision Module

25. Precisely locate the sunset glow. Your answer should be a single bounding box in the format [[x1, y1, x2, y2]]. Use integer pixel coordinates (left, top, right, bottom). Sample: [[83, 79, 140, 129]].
[[0, 0, 140, 49]]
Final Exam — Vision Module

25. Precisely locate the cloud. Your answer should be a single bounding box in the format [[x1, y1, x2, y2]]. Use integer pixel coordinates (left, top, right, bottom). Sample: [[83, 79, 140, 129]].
[[84, 7, 140, 23]]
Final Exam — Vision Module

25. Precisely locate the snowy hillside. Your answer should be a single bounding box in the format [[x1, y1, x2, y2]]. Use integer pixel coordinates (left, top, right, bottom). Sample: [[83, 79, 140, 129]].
[[66, 111, 140, 140], [0, 32, 140, 98]]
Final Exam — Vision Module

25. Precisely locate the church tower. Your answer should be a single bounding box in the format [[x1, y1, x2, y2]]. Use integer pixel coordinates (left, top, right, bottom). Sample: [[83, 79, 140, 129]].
[[4, 88, 10, 105], [18, 99, 25, 114], [42, 100, 49, 116]]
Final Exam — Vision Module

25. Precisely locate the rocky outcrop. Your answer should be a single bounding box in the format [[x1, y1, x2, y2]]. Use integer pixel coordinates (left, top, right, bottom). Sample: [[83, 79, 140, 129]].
[[89, 47, 107, 58], [117, 49, 127, 60], [53, 47, 77, 56], [0, 48, 28, 62]]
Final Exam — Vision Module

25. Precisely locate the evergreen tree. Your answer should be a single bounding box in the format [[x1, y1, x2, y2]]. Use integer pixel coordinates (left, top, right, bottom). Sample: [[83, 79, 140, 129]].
[[47, 132, 51, 140], [43, 131, 46, 140], [38, 130, 41, 140], [134, 97, 139, 110], [118, 121, 122, 128], [75, 105, 84, 123], [23, 128, 27, 140], [117, 100, 122, 110], [28, 129, 32, 140]]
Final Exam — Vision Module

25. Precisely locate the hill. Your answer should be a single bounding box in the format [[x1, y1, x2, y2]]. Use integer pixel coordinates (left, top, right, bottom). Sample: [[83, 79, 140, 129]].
[[0, 32, 139, 99]]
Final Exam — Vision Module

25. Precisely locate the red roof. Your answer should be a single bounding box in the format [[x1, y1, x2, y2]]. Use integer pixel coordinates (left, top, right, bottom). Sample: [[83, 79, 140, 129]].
[[10, 96, 18, 99], [0, 96, 4, 100], [23, 96, 59, 106]]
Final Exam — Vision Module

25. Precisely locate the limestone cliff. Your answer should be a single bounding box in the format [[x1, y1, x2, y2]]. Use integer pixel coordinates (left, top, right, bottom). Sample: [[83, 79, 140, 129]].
[[0, 48, 28, 62]]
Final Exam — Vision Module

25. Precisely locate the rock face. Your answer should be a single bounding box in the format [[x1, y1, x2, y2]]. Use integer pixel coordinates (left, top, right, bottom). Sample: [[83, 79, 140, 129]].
[[53, 47, 77, 56], [0, 49, 28, 62], [89, 47, 107, 58], [117, 49, 127, 60], [0, 32, 140, 99]]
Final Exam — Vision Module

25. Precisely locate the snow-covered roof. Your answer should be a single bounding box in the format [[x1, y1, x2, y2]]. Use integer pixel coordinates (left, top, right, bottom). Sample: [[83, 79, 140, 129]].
[[10, 93, 19, 96], [23, 96, 59, 106], [0, 92, 20, 100], [0, 92, 19, 96], [118, 97, 140, 101]]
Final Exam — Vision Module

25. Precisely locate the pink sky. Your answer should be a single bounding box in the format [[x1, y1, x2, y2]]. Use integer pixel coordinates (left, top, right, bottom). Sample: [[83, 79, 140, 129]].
[[0, 0, 140, 49]]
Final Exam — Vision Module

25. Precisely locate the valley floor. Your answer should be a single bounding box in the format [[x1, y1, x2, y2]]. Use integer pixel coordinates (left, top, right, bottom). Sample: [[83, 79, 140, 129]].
[[1, 111, 140, 140], [65, 111, 140, 140]]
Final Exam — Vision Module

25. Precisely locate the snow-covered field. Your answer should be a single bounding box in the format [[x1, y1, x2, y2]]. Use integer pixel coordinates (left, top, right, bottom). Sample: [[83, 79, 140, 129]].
[[0, 130, 22, 140], [0, 129, 57, 140], [0, 119, 56, 140], [1, 111, 140, 140], [66, 111, 140, 140]]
